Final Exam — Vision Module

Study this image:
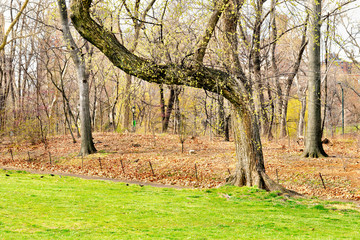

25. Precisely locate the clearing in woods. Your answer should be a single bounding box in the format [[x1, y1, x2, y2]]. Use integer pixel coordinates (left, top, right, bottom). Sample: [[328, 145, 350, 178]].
[[0, 132, 359, 200]]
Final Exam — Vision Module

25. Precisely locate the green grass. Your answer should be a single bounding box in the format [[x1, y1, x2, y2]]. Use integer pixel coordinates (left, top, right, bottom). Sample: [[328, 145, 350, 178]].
[[0, 170, 359, 239]]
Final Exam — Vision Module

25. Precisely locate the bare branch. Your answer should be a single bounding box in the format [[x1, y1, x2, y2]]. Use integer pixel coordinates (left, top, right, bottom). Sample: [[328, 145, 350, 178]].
[[0, 0, 29, 51]]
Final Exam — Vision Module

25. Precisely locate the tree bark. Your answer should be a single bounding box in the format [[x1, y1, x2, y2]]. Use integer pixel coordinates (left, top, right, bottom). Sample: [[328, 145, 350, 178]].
[[224, 114, 231, 141], [298, 89, 307, 138], [251, 0, 269, 136], [161, 85, 181, 133], [226, 103, 296, 194], [303, 0, 327, 157], [58, 0, 96, 156], [217, 95, 226, 135], [122, 74, 132, 131]]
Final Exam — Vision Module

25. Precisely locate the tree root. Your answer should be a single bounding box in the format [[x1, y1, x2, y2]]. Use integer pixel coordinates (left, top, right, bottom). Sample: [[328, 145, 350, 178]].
[[226, 171, 301, 198], [260, 172, 301, 197]]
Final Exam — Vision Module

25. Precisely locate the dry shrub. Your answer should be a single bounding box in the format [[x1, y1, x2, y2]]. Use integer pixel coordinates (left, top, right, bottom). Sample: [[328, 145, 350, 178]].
[[12, 118, 43, 145]]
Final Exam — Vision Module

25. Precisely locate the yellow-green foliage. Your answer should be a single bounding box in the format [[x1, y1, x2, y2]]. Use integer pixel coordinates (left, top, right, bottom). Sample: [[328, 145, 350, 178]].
[[287, 97, 302, 138], [13, 118, 43, 145]]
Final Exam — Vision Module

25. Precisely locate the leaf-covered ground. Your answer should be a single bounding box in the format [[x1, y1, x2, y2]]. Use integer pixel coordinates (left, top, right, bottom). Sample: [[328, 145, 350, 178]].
[[0, 132, 359, 200]]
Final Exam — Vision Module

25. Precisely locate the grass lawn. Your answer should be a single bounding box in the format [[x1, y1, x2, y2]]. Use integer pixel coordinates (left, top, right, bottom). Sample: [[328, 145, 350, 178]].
[[0, 170, 359, 239]]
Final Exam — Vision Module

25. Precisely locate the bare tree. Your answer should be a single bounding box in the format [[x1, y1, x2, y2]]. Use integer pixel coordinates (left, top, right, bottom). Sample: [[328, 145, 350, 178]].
[[58, 0, 96, 155]]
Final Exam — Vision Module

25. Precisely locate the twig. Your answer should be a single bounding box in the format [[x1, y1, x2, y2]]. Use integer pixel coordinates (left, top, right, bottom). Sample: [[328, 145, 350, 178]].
[[98, 158, 102, 171], [9, 149, 13, 161], [49, 152, 52, 165], [342, 159, 347, 171], [319, 172, 326, 189], [276, 169, 279, 183], [148, 161, 155, 176], [120, 160, 125, 174], [28, 152, 31, 162], [227, 168, 231, 175], [195, 163, 198, 180]]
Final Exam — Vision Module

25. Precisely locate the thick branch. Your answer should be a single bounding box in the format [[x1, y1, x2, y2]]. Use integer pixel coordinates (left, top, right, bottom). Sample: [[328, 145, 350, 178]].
[[70, 0, 246, 107], [194, 0, 230, 63], [58, 0, 83, 68]]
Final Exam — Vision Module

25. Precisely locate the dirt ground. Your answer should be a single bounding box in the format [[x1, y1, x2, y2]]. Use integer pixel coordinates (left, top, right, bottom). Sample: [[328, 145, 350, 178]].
[[0, 132, 359, 200]]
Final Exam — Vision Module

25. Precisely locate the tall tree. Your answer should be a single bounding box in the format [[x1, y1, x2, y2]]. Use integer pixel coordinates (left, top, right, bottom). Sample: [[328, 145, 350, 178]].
[[70, 0, 297, 194], [58, 0, 96, 155], [303, 0, 327, 157]]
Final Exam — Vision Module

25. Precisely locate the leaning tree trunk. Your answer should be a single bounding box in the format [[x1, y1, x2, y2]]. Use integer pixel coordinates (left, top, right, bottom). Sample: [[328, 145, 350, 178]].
[[303, 0, 327, 158], [226, 103, 297, 194], [221, 0, 296, 194], [58, 0, 96, 156]]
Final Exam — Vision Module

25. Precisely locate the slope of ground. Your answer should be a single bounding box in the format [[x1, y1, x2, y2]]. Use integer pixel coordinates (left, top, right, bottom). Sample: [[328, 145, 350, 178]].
[[0, 132, 359, 200]]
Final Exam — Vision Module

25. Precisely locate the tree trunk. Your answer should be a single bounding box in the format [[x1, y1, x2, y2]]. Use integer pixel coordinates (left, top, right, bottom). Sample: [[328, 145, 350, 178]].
[[279, 99, 288, 137], [298, 92, 306, 138], [303, 0, 327, 158], [266, 82, 275, 140], [218, 94, 226, 135], [225, 106, 266, 188], [161, 85, 179, 133], [224, 114, 231, 141], [321, 18, 330, 137], [226, 104, 297, 194], [251, 0, 269, 136], [122, 74, 132, 131], [173, 87, 181, 134], [159, 84, 165, 130], [58, 0, 96, 156]]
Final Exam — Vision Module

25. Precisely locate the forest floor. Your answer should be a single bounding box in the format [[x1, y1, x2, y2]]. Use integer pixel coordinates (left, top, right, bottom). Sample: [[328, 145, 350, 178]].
[[0, 132, 359, 201]]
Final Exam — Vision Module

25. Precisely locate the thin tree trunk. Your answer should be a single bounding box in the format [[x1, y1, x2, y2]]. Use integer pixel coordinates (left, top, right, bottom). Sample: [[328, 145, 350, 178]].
[[218, 94, 226, 135], [58, 0, 96, 155], [252, 0, 269, 135], [298, 90, 306, 138], [122, 74, 131, 131], [266, 81, 275, 140], [173, 87, 181, 134], [62, 93, 76, 143], [159, 84, 165, 130], [321, 17, 330, 137], [162, 86, 177, 132], [224, 114, 231, 141]]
